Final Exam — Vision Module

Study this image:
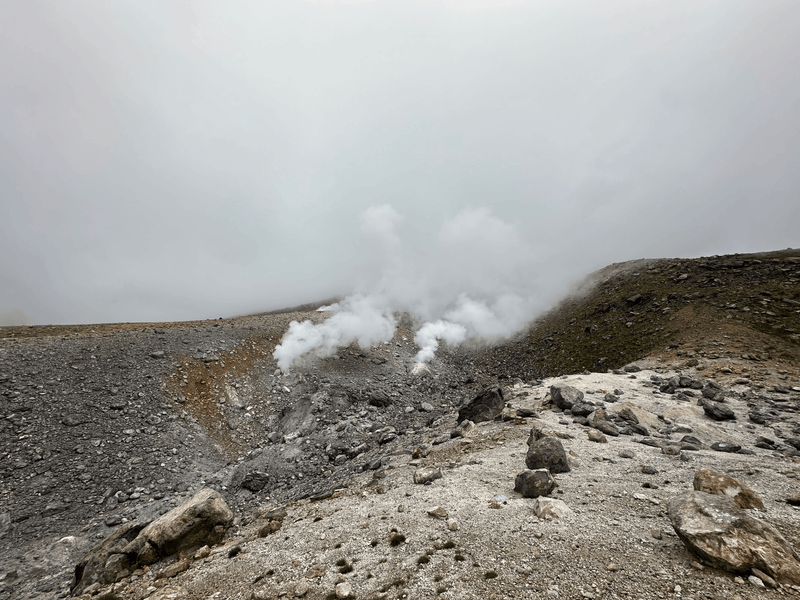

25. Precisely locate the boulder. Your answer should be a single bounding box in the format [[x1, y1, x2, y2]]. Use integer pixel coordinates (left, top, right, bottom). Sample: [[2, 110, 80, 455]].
[[72, 522, 148, 596], [701, 400, 735, 421], [692, 469, 764, 510], [457, 385, 505, 424], [514, 469, 556, 498], [123, 488, 233, 565], [525, 436, 570, 474], [667, 491, 800, 584], [550, 385, 583, 410]]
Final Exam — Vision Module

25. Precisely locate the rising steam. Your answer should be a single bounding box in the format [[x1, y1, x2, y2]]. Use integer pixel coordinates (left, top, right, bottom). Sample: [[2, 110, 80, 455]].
[[273, 204, 545, 370]]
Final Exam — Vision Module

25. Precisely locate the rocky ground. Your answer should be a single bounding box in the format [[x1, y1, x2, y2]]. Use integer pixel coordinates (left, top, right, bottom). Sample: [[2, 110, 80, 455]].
[[0, 249, 798, 600]]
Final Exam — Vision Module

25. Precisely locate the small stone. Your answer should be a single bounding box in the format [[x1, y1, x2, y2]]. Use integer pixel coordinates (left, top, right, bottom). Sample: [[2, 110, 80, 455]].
[[306, 564, 325, 578], [748, 575, 765, 588], [294, 581, 310, 597], [427, 506, 448, 519], [447, 519, 458, 531], [607, 563, 619, 571], [651, 529, 663, 540], [618, 450, 634, 459], [752, 568, 777, 589], [413, 467, 443, 485], [587, 429, 607, 443], [335, 581, 352, 598]]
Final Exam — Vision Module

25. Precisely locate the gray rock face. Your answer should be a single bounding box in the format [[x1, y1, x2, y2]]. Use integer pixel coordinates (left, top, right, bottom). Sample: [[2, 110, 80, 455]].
[[514, 469, 556, 498], [667, 491, 800, 584], [550, 385, 583, 410], [457, 385, 505, 424], [525, 436, 570, 474]]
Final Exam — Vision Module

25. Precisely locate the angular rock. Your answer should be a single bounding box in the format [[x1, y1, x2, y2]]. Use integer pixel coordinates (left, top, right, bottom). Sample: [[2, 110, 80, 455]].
[[570, 403, 594, 417], [550, 385, 583, 410], [587, 429, 607, 443], [413, 467, 443, 485], [457, 385, 505, 424], [595, 420, 620, 437], [123, 488, 233, 565], [451, 420, 476, 438], [693, 469, 764, 510], [241, 471, 270, 492], [532, 498, 573, 520], [701, 401, 736, 421], [668, 491, 800, 584], [711, 442, 742, 453], [525, 436, 570, 474], [514, 469, 556, 498], [72, 521, 148, 596]]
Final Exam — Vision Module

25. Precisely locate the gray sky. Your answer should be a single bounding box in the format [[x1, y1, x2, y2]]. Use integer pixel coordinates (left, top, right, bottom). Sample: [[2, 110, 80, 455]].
[[2, 1, 799, 326]]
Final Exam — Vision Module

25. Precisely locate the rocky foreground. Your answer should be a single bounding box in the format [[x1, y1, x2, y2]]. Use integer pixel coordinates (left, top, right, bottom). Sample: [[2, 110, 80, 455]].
[[0, 249, 799, 600]]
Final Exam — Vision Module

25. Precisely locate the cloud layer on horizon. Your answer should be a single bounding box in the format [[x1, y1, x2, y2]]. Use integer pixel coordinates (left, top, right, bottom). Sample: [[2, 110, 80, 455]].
[[1, 1, 799, 325]]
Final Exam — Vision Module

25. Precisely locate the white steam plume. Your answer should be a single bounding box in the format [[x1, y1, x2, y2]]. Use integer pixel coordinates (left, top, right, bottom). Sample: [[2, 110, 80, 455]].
[[413, 320, 467, 363], [274, 204, 551, 369], [273, 294, 396, 370]]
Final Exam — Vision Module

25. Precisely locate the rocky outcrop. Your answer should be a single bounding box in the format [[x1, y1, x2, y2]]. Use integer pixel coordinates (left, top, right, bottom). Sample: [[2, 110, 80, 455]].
[[71, 488, 233, 595], [667, 491, 800, 584], [693, 469, 764, 510], [457, 385, 505, 424]]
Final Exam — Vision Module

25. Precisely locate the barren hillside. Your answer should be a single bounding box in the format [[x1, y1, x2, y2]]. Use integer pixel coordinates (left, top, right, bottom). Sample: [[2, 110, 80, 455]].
[[0, 249, 798, 600]]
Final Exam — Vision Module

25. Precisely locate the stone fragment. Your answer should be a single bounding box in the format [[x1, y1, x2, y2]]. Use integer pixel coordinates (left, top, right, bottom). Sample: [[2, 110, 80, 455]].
[[457, 385, 505, 424], [413, 467, 443, 485], [550, 385, 583, 410], [241, 471, 269, 492], [525, 436, 570, 474], [306, 564, 325, 578], [667, 491, 800, 584], [587, 429, 607, 443], [711, 442, 742, 453], [594, 420, 620, 437], [532, 498, 573, 520], [701, 401, 736, 421], [514, 469, 556, 498], [451, 420, 476, 438], [427, 506, 448, 519], [335, 581, 352, 598], [692, 469, 763, 510]]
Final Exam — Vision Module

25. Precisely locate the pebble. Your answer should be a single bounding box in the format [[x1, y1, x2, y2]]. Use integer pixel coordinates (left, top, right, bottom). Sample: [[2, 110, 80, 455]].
[[335, 581, 352, 598]]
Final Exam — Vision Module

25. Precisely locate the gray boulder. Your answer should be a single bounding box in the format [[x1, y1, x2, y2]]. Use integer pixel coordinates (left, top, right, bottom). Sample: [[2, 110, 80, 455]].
[[525, 436, 570, 474], [514, 469, 556, 498], [72, 522, 148, 596], [550, 385, 583, 410], [668, 491, 800, 584], [457, 385, 505, 423], [701, 400, 736, 421], [122, 487, 232, 569]]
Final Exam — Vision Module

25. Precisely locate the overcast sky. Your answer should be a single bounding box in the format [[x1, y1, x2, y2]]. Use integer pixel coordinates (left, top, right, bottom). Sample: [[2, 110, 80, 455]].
[[2, 1, 799, 326]]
